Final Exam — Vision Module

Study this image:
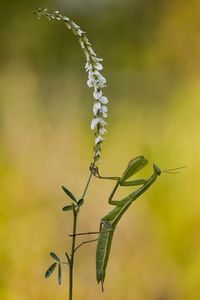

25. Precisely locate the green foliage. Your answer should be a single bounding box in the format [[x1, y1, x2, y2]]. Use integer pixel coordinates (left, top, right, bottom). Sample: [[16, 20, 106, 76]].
[[50, 252, 60, 262], [62, 186, 77, 203], [45, 263, 57, 278], [62, 205, 73, 211], [58, 264, 62, 285]]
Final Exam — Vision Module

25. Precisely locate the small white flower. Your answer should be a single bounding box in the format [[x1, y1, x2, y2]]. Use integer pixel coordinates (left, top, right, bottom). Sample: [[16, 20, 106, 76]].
[[101, 105, 107, 113], [95, 63, 103, 71], [93, 102, 101, 115], [79, 39, 85, 49], [85, 62, 93, 71], [99, 118, 107, 126], [88, 46, 96, 56], [97, 75, 106, 88], [88, 70, 94, 79], [63, 16, 69, 21], [95, 135, 104, 145], [77, 29, 84, 36], [99, 96, 108, 104], [85, 51, 90, 61], [99, 127, 107, 135], [93, 90, 102, 100], [71, 21, 80, 30], [94, 57, 103, 62], [91, 118, 100, 130], [87, 79, 93, 88], [83, 36, 89, 44]]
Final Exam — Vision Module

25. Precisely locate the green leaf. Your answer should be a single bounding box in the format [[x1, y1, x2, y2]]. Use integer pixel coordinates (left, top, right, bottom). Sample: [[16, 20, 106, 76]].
[[77, 198, 84, 207], [58, 263, 62, 285], [62, 186, 77, 203], [50, 252, 60, 262], [65, 252, 71, 265], [62, 205, 73, 211], [45, 262, 57, 278]]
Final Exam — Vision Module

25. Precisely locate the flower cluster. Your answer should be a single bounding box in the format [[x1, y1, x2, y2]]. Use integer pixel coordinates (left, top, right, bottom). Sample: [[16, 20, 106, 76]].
[[35, 8, 108, 163]]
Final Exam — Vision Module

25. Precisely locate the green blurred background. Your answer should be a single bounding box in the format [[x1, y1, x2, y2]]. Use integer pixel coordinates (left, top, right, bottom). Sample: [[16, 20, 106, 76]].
[[0, 1, 200, 299]]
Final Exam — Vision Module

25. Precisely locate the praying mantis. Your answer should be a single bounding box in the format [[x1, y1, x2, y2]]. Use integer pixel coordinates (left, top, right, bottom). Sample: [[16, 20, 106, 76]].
[[91, 155, 161, 290], [71, 155, 184, 290]]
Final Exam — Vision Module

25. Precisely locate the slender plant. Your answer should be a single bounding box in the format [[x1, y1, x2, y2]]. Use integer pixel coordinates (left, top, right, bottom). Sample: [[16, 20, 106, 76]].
[[34, 9, 109, 299], [34, 8, 185, 299]]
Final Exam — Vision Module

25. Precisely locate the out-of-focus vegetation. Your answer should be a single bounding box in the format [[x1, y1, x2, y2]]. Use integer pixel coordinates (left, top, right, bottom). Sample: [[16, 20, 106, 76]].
[[0, 1, 200, 299]]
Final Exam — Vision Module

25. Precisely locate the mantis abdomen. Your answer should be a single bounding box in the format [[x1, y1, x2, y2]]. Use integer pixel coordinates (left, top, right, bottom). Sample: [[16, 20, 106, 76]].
[[96, 225, 114, 289]]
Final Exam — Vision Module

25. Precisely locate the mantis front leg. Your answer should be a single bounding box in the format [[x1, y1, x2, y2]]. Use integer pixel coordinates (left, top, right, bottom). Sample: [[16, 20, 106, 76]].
[[92, 162, 147, 206]]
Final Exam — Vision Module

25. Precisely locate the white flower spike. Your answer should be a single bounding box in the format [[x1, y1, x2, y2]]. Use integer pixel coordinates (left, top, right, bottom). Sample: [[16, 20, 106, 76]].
[[35, 9, 109, 163]]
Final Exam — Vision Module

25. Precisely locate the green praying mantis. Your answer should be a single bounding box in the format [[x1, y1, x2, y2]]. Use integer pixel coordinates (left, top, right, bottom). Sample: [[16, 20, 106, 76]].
[[70, 155, 185, 291], [90, 155, 185, 290], [90, 155, 161, 290]]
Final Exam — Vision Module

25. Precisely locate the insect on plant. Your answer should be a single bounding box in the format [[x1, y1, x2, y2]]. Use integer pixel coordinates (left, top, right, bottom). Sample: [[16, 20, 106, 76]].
[[92, 155, 161, 290], [91, 157, 185, 290], [34, 8, 185, 300]]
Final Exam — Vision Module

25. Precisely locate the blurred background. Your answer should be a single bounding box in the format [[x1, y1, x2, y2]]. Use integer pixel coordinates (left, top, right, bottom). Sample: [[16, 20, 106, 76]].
[[0, 0, 200, 299]]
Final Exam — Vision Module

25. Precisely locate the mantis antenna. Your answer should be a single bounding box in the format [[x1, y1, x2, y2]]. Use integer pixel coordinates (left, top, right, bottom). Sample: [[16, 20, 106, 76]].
[[162, 166, 187, 174]]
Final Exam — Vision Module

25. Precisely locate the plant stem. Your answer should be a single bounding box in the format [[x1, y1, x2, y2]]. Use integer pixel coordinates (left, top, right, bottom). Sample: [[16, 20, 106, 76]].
[[69, 207, 77, 300], [82, 171, 93, 199], [68, 170, 93, 300]]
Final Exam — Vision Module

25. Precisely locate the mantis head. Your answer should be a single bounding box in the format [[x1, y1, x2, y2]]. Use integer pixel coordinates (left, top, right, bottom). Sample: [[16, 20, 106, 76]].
[[153, 164, 161, 176]]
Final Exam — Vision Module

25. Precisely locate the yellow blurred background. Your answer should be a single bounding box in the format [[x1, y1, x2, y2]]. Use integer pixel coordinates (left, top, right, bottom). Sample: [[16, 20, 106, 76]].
[[0, 1, 200, 299]]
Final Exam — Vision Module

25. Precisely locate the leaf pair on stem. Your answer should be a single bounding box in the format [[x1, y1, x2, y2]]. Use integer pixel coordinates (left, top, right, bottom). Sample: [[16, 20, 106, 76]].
[[45, 252, 62, 285], [62, 186, 84, 212]]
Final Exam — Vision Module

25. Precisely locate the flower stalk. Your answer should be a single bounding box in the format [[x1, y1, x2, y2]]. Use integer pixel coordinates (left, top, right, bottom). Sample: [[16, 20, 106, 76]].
[[35, 9, 108, 299], [35, 8, 108, 164]]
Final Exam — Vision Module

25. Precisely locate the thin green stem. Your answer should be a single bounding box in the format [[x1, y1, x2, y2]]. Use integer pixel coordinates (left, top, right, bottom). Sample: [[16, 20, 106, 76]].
[[69, 207, 77, 300], [68, 170, 94, 300], [81, 171, 93, 199]]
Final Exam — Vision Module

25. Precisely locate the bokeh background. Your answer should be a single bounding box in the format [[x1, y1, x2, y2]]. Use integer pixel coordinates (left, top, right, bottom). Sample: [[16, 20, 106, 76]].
[[0, 1, 200, 299]]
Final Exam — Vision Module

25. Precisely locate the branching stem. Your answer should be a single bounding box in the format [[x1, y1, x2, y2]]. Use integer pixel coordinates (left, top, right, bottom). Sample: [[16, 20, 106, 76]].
[[68, 170, 94, 300]]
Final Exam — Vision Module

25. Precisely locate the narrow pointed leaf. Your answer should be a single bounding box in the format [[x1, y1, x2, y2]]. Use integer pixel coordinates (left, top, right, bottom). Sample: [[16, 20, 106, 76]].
[[62, 186, 77, 202], [62, 205, 73, 211], [65, 252, 71, 265], [45, 262, 57, 278], [50, 252, 60, 262], [58, 263, 62, 285], [77, 198, 84, 207]]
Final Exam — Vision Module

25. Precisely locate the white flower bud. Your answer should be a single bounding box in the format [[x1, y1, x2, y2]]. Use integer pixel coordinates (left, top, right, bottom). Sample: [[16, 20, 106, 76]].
[[93, 90, 102, 100], [95, 63, 103, 71], [99, 118, 107, 126], [91, 118, 100, 130], [87, 79, 93, 88], [79, 39, 85, 49], [99, 96, 108, 104], [101, 105, 108, 113], [99, 127, 107, 135], [93, 102, 101, 115], [95, 135, 104, 145]]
